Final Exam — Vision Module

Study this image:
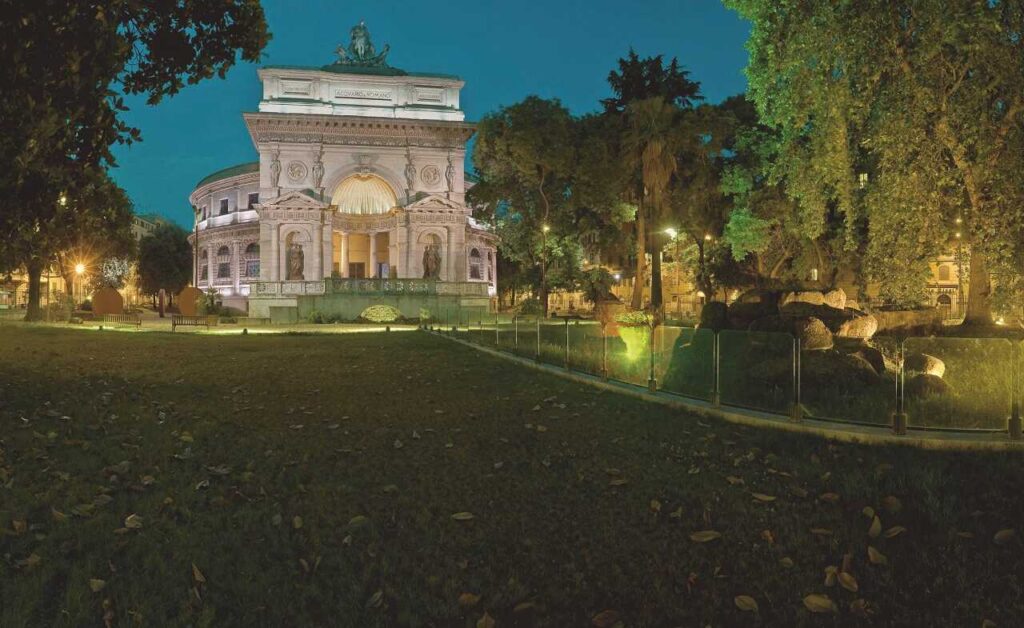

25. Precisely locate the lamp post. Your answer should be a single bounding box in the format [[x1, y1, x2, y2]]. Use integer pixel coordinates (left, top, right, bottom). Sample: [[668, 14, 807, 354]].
[[541, 224, 550, 316], [74, 263, 85, 308]]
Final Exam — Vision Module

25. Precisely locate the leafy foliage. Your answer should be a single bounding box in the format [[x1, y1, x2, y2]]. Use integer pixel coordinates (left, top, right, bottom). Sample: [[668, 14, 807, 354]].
[[137, 223, 192, 298]]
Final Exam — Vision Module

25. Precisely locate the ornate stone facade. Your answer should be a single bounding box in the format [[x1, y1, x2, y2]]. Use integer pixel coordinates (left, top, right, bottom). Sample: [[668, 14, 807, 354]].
[[188, 24, 496, 312]]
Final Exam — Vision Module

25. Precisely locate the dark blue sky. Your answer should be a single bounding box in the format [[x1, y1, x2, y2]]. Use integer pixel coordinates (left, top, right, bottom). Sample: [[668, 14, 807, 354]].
[[111, 0, 750, 226]]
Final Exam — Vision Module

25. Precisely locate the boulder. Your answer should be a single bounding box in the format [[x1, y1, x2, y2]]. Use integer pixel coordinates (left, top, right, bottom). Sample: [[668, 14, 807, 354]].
[[780, 301, 853, 332], [699, 301, 729, 331], [874, 308, 943, 335], [823, 288, 847, 310], [836, 314, 878, 339], [794, 317, 833, 350], [904, 352, 945, 378], [737, 289, 783, 306], [748, 315, 793, 335], [846, 300, 861, 312], [852, 346, 886, 376], [750, 350, 879, 390], [728, 301, 779, 330], [781, 291, 825, 307], [905, 373, 951, 398]]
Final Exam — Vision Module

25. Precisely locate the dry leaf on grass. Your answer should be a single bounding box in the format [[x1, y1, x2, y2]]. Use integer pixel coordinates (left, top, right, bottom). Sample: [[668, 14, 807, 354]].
[[690, 530, 721, 542], [803, 593, 837, 613], [734, 595, 759, 612], [451, 512, 475, 521]]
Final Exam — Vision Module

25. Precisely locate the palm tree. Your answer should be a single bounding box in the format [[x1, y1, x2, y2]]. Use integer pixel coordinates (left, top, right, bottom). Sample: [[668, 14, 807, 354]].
[[623, 97, 678, 310]]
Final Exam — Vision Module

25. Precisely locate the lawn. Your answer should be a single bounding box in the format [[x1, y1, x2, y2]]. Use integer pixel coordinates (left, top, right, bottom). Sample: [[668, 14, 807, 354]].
[[1, 325, 1023, 627]]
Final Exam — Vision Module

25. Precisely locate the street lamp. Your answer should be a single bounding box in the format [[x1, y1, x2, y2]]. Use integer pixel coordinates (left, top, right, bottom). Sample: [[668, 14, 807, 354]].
[[75, 263, 85, 307], [663, 227, 678, 239]]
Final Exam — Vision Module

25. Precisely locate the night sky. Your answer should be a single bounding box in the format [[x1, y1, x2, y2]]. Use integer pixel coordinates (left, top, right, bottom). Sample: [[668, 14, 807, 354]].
[[110, 0, 750, 226]]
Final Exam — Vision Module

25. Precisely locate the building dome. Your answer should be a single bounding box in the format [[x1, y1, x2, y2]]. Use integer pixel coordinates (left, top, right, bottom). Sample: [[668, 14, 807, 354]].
[[331, 174, 398, 215]]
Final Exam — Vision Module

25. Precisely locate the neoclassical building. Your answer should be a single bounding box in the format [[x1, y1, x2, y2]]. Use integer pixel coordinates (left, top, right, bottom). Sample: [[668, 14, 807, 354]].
[[189, 23, 496, 319]]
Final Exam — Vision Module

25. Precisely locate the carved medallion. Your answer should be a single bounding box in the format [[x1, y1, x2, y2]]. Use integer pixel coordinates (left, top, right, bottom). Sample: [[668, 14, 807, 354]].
[[287, 161, 308, 182], [420, 165, 441, 186]]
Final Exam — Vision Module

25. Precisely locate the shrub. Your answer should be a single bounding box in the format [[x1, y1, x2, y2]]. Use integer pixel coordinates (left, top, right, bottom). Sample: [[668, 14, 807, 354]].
[[307, 310, 326, 324], [80, 299, 93, 312], [419, 308, 432, 323], [615, 310, 653, 327], [517, 298, 543, 316], [326, 313, 346, 324], [359, 304, 402, 323]]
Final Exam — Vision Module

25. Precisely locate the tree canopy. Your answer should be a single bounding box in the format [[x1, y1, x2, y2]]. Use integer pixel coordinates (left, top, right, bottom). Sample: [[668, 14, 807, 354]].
[[138, 222, 193, 299]]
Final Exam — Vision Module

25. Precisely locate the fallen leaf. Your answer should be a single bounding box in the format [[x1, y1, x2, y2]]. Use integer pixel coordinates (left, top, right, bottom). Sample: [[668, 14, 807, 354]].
[[884, 525, 907, 538], [751, 493, 776, 502], [882, 495, 902, 513], [124, 514, 142, 529], [451, 512, 475, 521], [867, 545, 887, 565], [348, 515, 368, 527], [849, 598, 872, 617], [838, 572, 858, 592], [726, 475, 744, 485], [477, 612, 496, 628], [292, 516, 303, 529], [862, 506, 875, 518], [608, 478, 628, 487], [734, 595, 759, 612], [994, 529, 1015, 545], [366, 589, 383, 609], [649, 499, 662, 513], [819, 492, 840, 503], [689, 530, 722, 543], [458, 592, 481, 607], [868, 516, 882, 538], [192, 564, 205, 583], [779, 557, 794, 568], [824, 566, 838, 587], [592, 609, 623, 627], [803, 593, 837, 613], [89, 578, 107, 593], [669, 506, 683, 519]]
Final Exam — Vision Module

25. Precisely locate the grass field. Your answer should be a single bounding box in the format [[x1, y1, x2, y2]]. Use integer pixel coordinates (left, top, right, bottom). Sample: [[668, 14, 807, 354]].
[[1, 325, 1023, 627]]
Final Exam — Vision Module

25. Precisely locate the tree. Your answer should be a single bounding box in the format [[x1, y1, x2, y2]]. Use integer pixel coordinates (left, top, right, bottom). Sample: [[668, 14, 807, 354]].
[[602, 50, 702, 311], [0, 1, 269, 320], [726, 0, 1024, 325], [470, 97, 576, 315], [138, 223, 192, 307]]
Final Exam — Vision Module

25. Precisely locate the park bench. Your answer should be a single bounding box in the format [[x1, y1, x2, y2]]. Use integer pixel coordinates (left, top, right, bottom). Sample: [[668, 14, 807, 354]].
[[171, 315, 219, 332], [100, 313, 142, 328]]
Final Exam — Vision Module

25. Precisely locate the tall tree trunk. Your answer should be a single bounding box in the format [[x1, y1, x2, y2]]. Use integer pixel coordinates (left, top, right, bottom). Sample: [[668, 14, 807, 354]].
[[25, 259, 43, 322], [962, 245, 992, 326], [630, 198, 646, 310], [651, 232, 663, 310]]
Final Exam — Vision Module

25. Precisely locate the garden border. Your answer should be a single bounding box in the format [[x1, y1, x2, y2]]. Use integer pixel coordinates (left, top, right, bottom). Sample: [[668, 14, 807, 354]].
[[429, 328, 1024, 451]]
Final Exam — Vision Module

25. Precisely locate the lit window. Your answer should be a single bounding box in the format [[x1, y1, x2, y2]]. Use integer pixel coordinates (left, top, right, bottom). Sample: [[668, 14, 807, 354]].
[[219, 198, 229, 215], [469, 248, 482, 280], [244, 242, 260, 277], [217, 245, 231, 278]]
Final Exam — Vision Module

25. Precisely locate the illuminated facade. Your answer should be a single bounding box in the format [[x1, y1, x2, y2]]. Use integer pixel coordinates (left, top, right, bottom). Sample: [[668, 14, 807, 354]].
[[188, 23, 497, 315]]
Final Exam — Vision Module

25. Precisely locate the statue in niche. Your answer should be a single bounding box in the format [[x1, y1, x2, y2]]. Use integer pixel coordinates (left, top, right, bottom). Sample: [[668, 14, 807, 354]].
[[445, 153, 455, 195], [422, 244, 442, 279], [287, 243, 305, 280], [334, 21, 390, 67], [270, 151, 281, 187], [312, 147, 325, 190]]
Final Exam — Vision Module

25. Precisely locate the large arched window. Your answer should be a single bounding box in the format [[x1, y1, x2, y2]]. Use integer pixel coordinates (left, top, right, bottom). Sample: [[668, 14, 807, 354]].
[[469, 248, 482, 280], [243, 242, 260, 278], [216, 245, 231, 279], [330, 174, 398, 215]]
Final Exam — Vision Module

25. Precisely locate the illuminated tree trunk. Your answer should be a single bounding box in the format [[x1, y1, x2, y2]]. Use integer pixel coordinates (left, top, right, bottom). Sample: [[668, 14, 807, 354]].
[[25, 259, 43, 322], [650, 232, 663, 309], [630, 198, 646, 310], [962, 246, 993, 326]]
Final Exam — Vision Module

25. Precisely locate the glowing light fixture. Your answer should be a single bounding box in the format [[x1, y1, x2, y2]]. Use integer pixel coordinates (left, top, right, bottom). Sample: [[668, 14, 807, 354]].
[[664, 227, 678, 239], [542, 225, 551, 233], [704, 233, 713, 241], [74, 263, 85, 275]]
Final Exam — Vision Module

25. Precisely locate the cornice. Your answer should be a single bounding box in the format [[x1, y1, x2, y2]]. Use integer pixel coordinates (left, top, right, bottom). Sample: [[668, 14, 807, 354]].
[[243, 112, 475, 149]]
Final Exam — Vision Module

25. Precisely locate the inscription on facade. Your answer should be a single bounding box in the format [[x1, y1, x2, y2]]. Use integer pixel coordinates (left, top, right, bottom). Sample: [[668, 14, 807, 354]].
[[334, 88, 392, 100]]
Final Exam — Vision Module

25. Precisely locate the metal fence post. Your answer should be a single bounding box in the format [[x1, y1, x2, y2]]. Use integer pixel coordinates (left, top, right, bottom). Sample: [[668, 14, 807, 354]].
[[564, 318, 570, 370], [495, 313, 500, 346], [648, 324, 657, 391], [892, 339, 908, 435], [1011, 340, 1022, 440], [535, 316, 541, 361], [790, 336, 802, 421], [602, 327, 608, 380], [712, 332, 721, 407], [514, 316, 519, 349]]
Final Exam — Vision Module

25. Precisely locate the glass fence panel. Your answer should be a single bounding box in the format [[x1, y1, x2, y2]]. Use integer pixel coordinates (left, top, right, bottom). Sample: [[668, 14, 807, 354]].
[[799, 336, 898, 426], [658, 327, 715, 401], [512, 317, 539, 359], [718, 329, 794, 414], [496, 317, 517, 351], [538, 321, 567, 367], [605, 323, 653, 387], [567, 321, 605, 376], [904, 337, 1013, 431]]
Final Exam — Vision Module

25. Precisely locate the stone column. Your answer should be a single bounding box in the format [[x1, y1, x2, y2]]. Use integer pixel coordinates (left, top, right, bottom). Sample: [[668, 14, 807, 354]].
[[258, 220, 273, 281], [231, 240, 241, 293], [269, 224, 280, 281], [369, 231, 378, 278], [341, 232, 350, 278], [206, 246, 215, 289], [313, 222, 324, 280], [446, 227, 455, 282], [321, 223, 332, 280]]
